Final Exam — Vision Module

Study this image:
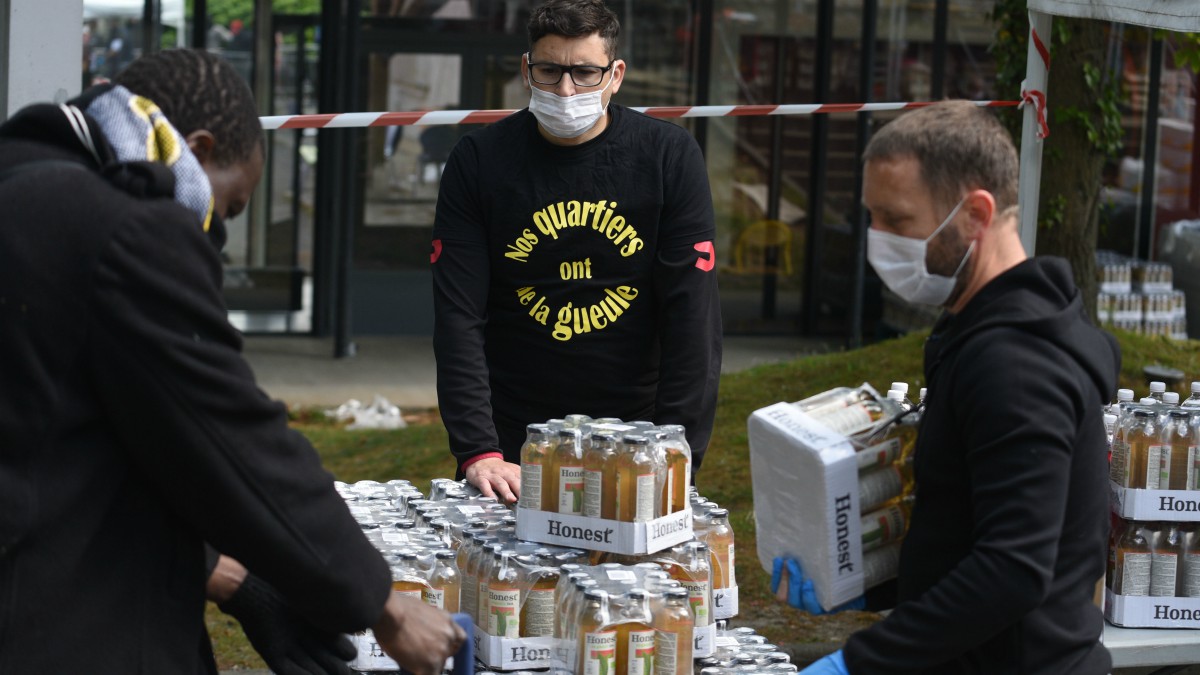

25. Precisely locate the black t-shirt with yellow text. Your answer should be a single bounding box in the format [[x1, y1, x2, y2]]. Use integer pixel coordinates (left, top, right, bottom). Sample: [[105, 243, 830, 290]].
[[432, 105, 722, 469]]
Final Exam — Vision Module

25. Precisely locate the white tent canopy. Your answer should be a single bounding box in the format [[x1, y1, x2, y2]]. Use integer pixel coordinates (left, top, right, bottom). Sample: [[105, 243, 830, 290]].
[[1027, 0, 1200, 32]]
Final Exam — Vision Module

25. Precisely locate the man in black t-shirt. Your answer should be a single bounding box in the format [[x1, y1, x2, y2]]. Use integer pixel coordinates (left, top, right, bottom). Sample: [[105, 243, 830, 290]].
[[432, 0, 722, 502]]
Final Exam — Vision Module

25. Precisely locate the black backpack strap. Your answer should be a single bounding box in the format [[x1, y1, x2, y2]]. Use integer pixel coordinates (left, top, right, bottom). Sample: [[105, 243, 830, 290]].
[[0, 159, 93, 184]]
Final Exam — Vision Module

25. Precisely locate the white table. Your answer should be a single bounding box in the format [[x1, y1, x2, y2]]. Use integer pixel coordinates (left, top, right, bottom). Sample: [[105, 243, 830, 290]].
[[1103, 622, 1200, 669]]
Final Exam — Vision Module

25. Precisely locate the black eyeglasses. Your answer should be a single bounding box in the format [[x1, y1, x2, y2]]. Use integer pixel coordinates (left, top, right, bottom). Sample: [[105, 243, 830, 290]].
[[527, 58, 615, 87]]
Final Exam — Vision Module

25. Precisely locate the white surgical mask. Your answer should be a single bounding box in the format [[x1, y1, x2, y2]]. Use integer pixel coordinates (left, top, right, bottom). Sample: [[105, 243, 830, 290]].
[[527, 68, 614, 139], [867, 196, 974, 306]]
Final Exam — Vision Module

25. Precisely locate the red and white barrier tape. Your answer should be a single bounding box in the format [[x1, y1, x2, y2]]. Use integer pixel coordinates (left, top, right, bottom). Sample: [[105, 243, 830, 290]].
[[259, 100, 1020, 130]]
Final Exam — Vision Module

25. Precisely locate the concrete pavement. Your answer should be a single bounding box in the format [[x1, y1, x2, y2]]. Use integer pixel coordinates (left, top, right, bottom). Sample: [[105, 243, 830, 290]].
[[242, 334, 834, 410]]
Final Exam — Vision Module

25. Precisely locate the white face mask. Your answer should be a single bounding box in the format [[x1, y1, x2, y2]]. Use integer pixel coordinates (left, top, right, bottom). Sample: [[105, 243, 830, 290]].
[[867, 196, 974, 307], [527, 66, 614, 139]]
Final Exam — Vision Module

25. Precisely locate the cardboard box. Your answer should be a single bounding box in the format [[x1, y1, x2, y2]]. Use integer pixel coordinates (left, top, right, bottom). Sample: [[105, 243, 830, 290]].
[[515, 505, 693, 555], [473, 626, 556, 670], [348, 630, 459, 672], [713, 586, 739, 620], [749, 402, 864, 611], [1110, 482, 1200, 522], [1105, 589, 1200, 628]]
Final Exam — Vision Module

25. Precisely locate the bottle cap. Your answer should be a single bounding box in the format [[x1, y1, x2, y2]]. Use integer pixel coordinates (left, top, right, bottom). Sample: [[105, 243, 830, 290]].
[[1164, 392, 1181, 405], [1118, 388, 1135, 401], [1151, 381, 1167, 393], [1192, 382, 1200, 394], [886, 390, 905, 402], [890, 382, 910, 394]]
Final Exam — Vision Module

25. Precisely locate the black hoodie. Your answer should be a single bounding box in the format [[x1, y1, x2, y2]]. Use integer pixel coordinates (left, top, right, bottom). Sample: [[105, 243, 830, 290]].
[[845, 257, 1119, 674], [0, 98, 390, 671]]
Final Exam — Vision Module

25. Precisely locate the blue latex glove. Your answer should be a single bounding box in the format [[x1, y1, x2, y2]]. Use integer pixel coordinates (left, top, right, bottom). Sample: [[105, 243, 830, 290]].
[[772, 557, 866, 615], [800, 650, 849, 675]]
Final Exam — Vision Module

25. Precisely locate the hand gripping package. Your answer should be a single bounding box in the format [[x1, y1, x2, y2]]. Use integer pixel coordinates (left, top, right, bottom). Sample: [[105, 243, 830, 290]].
[[749, 383, 917, 611]]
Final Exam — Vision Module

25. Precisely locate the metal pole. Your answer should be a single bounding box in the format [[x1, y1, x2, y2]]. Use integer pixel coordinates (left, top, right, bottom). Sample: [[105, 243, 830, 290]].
[[1016, 11, 1052, 256], [1136, 36, 1164, 261], [1191, 70, 1200, 216], [292, 24, 306, 270], [313, 0, 344, 337], [849, 0, 878, 349], [762, 35, 786, 320], [191, 0, 207, 48], [334, 0, 363, 358], [693, 0, 714, 155], [802, 0, 833, 335], [142, 0, 158, 55], [930, 0, 948, 99]]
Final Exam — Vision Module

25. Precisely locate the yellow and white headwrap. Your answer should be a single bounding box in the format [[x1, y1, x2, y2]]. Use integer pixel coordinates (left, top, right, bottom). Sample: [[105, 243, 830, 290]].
[[83, 84, 216, 231]]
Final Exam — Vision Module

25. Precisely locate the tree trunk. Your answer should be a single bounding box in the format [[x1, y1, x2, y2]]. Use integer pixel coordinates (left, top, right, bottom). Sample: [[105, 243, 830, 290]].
[[1036, 18, 1108, 321]]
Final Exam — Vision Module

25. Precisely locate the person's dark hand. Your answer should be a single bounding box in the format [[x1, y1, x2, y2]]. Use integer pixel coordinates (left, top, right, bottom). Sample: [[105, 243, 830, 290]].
[[372, 592, 466, 675], [219, 572, 357, 675]]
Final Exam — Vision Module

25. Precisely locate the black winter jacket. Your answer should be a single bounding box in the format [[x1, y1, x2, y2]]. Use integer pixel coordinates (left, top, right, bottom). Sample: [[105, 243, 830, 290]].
[[0, 99, 390, 672], [845, 257, 1119, 674]]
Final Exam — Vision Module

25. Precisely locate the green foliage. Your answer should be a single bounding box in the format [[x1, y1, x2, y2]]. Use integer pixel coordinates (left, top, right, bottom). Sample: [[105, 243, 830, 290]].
[[1038, 192, 1067, 231], [185, 0, 320, 28], [1163, 31, 1200, 73]]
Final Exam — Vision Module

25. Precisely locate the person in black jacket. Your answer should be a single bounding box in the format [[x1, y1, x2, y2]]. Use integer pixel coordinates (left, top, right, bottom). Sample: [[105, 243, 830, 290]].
[[0, 49, 463, 674], [802, 100, 1118, 674], [432, 0, 722, 502]]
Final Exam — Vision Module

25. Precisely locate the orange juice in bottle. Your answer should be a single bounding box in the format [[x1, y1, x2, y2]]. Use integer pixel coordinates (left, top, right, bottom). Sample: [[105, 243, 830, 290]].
[[584, 432, 619, 519], [617, 434, 657, 523]]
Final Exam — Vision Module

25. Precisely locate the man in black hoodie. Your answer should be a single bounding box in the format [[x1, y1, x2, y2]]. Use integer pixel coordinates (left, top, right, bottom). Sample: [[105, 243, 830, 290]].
[[802, 101, 1119, 674], [0, 50, 462, 674]]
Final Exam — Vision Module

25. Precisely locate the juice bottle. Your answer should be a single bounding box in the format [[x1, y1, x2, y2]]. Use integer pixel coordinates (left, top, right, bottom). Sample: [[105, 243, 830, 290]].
[[391, 550, 425, 600], [1149, 522, 1181, 598], [1162, 410, 1198, 490], [1114, 520, 1152, 596], [703, 508, 736, 590], [668, 542, 711, 628], [1149, 381, 1167, 403], [486, 550, 521, 638], [653, 587, 694, 675], [520, 423, 554, 511], [860, 500, 910, 554], [1106, 517, 1123, 591], [617, 434, 658, 523], [578, 589, 617, 675], [520, 553, 559, 638], [656, 425, 692, 515], [1182, 383, 1200, 409], [563, 577, 599, 642], [1180, 523, 1200, 598], [553, 429, 585, 515], [474, 543, 503, 627], [858, 461, 911, 513], [1126, 410, 1158, 489], [584, 432, 619, 519], [460, 533, 496, 624], [425, 549, 461, 612], [615, 589, 656, 675]]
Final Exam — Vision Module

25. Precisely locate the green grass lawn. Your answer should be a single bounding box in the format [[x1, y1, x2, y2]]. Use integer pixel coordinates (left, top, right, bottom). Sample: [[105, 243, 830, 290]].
[[209, 328, 1200, 670]]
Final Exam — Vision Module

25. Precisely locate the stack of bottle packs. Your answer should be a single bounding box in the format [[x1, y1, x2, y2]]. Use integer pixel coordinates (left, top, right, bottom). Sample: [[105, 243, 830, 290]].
[[1106, 383, 1200, 628], [749, 383, 917, 611], [514, 416, 695, 555]]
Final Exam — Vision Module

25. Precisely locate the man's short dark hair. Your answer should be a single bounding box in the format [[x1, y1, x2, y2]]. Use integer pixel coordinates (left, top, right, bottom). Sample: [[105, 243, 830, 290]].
[[527, 0, 621, 60], [114, 49, 263, 167], [863, 100, 1019, 215]]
